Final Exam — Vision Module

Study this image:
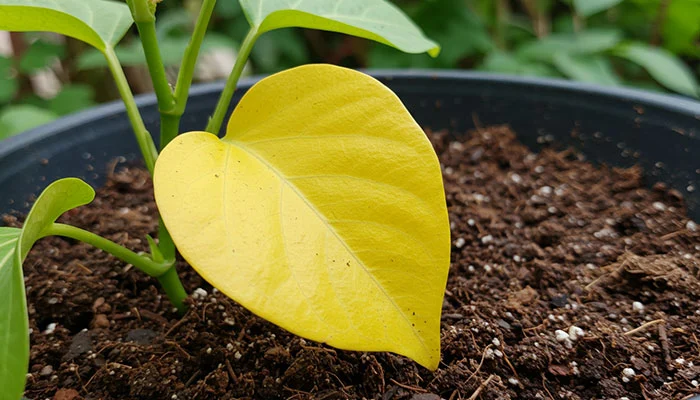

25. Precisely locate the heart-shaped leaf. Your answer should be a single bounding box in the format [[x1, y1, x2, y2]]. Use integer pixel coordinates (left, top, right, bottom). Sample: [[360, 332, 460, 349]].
[[239, 0, 440, 56], [0, 178, 95, 398], [0, 0, 133, 52], [0, 227, 25, 400], [155, 64, 450, 369]]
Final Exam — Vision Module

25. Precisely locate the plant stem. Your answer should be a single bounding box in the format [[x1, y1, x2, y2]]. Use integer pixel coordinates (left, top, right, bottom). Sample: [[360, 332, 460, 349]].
[[132, 16, 180, 150], [46, 223, 172, 277], [156, 267, 188, 313], [49, 223, 187, 313], [173, 0, 218, 118], [103, 47, 158, 174], [205, 28, 258, 134]]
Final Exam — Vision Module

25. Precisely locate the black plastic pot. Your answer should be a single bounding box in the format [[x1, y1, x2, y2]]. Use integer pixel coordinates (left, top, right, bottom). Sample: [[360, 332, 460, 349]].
[[1, 71, 699, 220]]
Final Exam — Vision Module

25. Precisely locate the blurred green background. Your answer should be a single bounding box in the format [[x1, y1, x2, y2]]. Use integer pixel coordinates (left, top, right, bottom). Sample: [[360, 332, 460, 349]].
[[1, 0, 699, 139]]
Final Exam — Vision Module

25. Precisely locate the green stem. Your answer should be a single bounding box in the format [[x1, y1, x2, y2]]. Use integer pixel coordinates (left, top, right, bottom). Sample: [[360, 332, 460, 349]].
[[103, 47, 158, 174], [173, 0, 217, 117], [205, 28, 258, 134], [131, 16, 179, 151], [133, 18, 176, 115], [157, 267, 187, 313], [47, 223, 187, 313], [46, 223, 171, 277]]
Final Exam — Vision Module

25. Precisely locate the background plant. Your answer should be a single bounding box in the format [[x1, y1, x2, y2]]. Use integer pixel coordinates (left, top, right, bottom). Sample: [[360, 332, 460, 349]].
[[1, 0, 698, 141]]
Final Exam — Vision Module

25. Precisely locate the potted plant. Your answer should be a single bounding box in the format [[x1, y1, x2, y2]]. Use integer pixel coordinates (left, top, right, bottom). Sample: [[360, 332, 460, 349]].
[[1, 0, 454, 398], [2, 1, 700, 399]]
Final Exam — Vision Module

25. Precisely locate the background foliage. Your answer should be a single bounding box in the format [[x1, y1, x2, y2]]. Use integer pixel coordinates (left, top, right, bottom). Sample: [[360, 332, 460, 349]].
[[1, 0, 699, 139]]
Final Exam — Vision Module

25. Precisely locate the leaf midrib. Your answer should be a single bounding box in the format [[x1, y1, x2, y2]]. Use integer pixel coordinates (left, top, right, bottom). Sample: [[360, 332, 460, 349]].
[[230, 140, 431, 357]]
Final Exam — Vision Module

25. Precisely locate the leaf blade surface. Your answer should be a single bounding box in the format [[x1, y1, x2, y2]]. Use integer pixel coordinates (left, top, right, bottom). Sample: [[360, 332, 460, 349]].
[[155, 64, 450, 369], [0, 0, 133, 51], [239, 0, 439, 56]]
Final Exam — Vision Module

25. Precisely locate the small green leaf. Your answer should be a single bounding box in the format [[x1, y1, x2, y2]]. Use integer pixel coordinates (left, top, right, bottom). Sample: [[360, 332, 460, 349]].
[[47, 84, 96, 116], [0, 0, 133, 52], [479, 51, 559, 77], [517, 30, 621, 62], [0, 105, 59, 140], [0, 227, 26, 400], [553, 54, 621, 86], [0, 179, 94, 398], [19, 178, 95, 258], [572, 0, 623, 17], [239, 0, 439, 56], [18, 40, 66, 74], [613, 43, 699, 97]]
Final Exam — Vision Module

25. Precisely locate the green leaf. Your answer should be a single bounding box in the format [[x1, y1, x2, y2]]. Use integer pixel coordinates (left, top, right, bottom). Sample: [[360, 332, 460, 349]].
[[0, 0, 133, 52], [155, 65, 450, 370], [0, 105, 59, 140], [613, 43, 699, 97], [19, 178, 95, 259], [47, 84, 96, 116], [479, 51, 559, 77], [0, 179, 95, 398], [663, 0, 700, 56], [18, 40, 66, 74], [239, 0, 440, 56], [573, 0, 624, 17], [0, 227, 26, 400], [553, 54, 622, 86], [0, 56, 18, 103], [517, 30, 622, 62]]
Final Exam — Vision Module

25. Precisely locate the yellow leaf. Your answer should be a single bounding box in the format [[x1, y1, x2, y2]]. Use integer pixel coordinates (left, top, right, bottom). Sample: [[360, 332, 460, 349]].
[[154, 64, 450, 369]]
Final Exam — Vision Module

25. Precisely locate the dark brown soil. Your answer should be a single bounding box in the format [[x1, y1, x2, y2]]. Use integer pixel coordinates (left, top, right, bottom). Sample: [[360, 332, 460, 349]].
[[7, 125, 700, 400]]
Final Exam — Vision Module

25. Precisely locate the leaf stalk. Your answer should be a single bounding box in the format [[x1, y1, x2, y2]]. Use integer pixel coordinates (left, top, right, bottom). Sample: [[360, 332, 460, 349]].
[[205, 28, 258, 134]]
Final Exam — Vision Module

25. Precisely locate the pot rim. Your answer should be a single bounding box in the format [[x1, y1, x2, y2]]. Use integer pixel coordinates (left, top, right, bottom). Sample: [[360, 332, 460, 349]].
[[2, 69, 699, 161]]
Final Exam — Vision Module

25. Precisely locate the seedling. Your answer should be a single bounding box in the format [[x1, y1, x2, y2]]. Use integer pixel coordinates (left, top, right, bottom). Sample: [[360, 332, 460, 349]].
[[0, 1, 450, 398]]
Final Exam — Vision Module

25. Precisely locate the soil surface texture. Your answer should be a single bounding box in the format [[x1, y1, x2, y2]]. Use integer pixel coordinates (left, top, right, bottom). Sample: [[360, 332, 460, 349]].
[[7, 125, 700, 400]]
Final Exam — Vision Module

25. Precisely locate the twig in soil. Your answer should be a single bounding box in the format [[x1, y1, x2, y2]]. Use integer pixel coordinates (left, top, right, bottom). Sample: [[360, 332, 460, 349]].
[[692, 333, 700, 358], [659, 324, 672, 369], [500, 348, 521, 383], [585, 264, 624, 290], [661, 229, 689, 241], [541, 374, 555, 400], [185, 370, 201, 387], [639, 382, 652, 400], [163, 310, 191, 337], [389, 379, 427, 393], [131, 307, 142, 322], [466, 374, 495, 400], [466, 344, 492, 384], [370, 357, 386, 393], [165, 340, 192, 359], [625, 319, 666, 336], [224, 359, 237, 384]]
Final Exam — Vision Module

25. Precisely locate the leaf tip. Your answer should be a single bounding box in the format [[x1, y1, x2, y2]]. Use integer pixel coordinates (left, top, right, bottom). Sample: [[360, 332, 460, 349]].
[[428, 44, 441, 58]]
